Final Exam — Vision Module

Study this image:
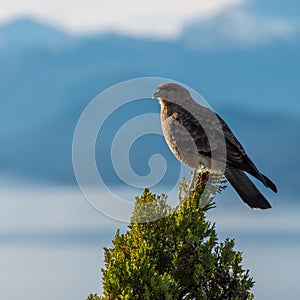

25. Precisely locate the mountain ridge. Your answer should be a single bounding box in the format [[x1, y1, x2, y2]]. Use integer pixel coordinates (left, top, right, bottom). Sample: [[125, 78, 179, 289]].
[[0, 17, 298, 197]]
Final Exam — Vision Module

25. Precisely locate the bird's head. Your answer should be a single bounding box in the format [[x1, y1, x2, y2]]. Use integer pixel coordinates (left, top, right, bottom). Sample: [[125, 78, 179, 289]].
[[152, 82, 192, 104]]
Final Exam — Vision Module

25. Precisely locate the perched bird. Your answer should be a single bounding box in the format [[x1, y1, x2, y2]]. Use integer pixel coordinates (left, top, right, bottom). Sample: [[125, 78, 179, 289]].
[[152, 82, 277, 209]]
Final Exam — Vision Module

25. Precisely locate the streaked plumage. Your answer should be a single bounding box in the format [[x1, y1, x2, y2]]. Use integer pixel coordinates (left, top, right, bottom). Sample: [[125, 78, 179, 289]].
[[152, 82, 277, 209]]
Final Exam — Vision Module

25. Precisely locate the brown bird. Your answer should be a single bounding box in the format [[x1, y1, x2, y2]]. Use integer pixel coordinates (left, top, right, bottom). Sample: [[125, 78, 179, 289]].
[[152, 82, 277, 209]]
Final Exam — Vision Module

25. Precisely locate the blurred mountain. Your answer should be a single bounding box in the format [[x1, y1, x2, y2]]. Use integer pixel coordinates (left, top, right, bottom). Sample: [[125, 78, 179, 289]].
[[0, 17, 71, 51], [0, 18, 299, 197]]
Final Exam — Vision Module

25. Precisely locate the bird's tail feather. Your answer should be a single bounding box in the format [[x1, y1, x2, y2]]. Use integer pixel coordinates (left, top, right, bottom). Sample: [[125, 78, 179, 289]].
[[225, 167, 272, 210], [261, 173, 278, 193], [245, 158, 278, 193]]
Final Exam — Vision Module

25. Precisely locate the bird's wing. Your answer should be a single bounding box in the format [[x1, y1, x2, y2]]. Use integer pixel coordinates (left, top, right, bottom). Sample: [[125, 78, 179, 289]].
[[214, 112, 248, 165], [197, 106, 278, 191], [174, 103, 264, 172], [196, 105, 257, 167], [190, 104, 233, 160], [172, 105, 212, 155]]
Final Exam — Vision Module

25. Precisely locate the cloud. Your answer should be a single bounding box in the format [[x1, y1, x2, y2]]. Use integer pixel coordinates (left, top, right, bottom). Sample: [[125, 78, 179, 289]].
[[0, 0, 243, 39], [181, 9, 299, 49], [0, 0, 298, 45]]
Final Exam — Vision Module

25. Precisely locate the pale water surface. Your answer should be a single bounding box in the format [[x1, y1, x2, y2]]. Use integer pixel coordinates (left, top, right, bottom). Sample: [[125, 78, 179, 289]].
[[0, 184, 299, 299]]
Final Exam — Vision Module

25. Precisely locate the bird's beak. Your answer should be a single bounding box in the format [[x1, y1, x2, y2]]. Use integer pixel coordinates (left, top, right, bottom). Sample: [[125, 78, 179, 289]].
[[152, 90, 160, 99]]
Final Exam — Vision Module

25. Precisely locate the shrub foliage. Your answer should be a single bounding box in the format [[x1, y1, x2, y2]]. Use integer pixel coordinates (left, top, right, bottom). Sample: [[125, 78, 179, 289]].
[[88, 171, 254, 300]]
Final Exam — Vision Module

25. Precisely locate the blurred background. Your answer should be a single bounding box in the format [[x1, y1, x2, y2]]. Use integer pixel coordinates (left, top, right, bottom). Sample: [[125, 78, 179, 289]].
[[0, 0, 299, 299]]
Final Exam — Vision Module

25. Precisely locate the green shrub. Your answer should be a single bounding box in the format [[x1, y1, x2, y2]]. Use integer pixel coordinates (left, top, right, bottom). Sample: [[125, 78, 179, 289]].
[[88, 171, 254, 300]]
